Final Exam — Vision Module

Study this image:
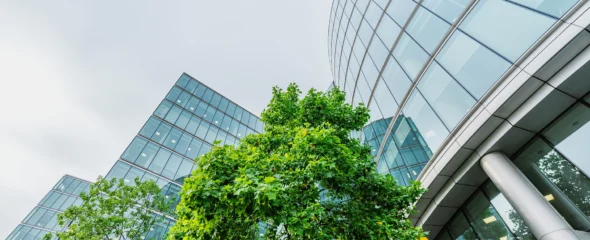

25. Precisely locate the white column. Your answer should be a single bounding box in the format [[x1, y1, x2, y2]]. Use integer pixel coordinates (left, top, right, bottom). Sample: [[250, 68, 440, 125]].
[[480, 152, 578, 240]]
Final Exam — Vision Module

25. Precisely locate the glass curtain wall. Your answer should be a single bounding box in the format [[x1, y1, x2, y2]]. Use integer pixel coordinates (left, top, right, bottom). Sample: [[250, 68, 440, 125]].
[[327, 0, 579, 184]]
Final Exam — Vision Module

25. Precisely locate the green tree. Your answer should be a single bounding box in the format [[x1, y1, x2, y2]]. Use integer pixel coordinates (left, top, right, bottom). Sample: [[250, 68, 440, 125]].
[[44, 176, 173, 240], [168, 84, 426, 239]]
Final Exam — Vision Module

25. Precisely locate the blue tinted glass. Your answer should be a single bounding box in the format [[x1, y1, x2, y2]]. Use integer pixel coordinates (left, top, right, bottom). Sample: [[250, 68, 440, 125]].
[[175, 159, 193, 183], [460, 0, 555, 62], [195, 101, 207, 118], [185, 116, 200, 134], [229, 120, 239, 136], [436, 31, 511, 99], [154, 101, 173, 118], [350, 7, 363, 31], [218, 98, 229, 112], [186, 97, 200, 113], [358, 20, 374, 46], [240, 111, 250, 123], [204, 106, 216, 122], [212, 111, 224, 126], [226, 102, 237, 116], [196, 122, 210, 139], [202, 89, 214, 103], [393, 34, 429, 80], [135, 143, 158, 168], [186, 139, 203, 160], [165, 106, 182, 123], [248, 115, 257, 129], [373, 0, 388, 8], [386, 0, 417, 26], [162, 154, 182, 179], [511, 0, 576, 19], [176, 74, 190, 88], [176, 92, 190, 107], [210, 93, 222, 108], [418, 62, 476, 129], [356, 75, 372, 105], [164, 128, 182, 149], [106, 161, 131, 180], [148, 149, 171, 174], [194, 84, 206, 98], [377, 158, 389, 174], [421, 0, 470, 23], [372, 80, 399, 118], [381, 57, 412, 102], [406, 7, 451, 54], [376, 15, 401, 48], [234, 107, 244, 121], [365, 1, 383, 28], [152, 123, 172, 144], [402, 91, 450, 152], [124, 167, 144, 186], [205, 127, 219, 143], [176, 111, 191, 129], [361, 58, 380, 89], [140, 117, 161, 138], [174, 134, 192, 155], [237, 124, 247, 138], [368, 37, 389, 68], [166, 87, 182, 102], [122, 137, 147, 162], [184, 80, 198, 94]]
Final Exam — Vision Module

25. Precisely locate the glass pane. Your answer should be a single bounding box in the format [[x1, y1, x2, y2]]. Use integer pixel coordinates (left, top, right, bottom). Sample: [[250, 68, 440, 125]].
[[186, 139, 203, 160], [406, 7, 451, 54], [174, 159, 194, 183], [165, 87, 182, 102], [121, 138, 147, 163], [175, 111, 191, 129], [376, 15, 401, 48], [460, 0, 555, 62], [436, 31, 511, 99], [392, 33, 429, 80], [149, 149, 171, 174], [154, 101, 173, 118], [184, 79, 198, 93], [509, 0, 576, 19], [448, 212, 477, 239], [402, 91, 450, 153], [464, 191, 515, 239], [185, 116, 201, 135], [106, 161, 131, 180], [483, 182, 535, 240], [152, 122, 172, 144], [162, 154, 182, 180], [139, 117, 161, 138], [418, 62, 476, 129], [174, 133, 192, 155], [381, 58, 412, 102], [164, 128, 182, 149], [386, 0, 417, 26], [165, 105, 182, 124], [422, 0, 470, 24], [194, 84, 207, 98], [176, 91, 190, 107]]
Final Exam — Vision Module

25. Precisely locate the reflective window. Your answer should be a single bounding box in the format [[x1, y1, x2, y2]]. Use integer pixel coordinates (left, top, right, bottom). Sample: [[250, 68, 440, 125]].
[[402, 91, 449, 152], [184, 79, 198, 94], [162, 154, 182, 180], [122, 137, 147, 162], [149, 149, 171, 174], [421, 0, 470, 24], [358, 20, 374, 47], [176, 74, 190, 88], [376, 15, 401, 48], [365, 1, 383, 28], [406, 7, 451, 54], [436, 31, 511, 99], [154, 101, 172, 118], [210, 93, 222, 108], [381, 58, 412, 102], [372, 80, 399, 118], [106, 161, 131, 180], [483, 182, 535, 239], [460, 0, 555, 62], [418, 62, 476, 129], [392, 33, 429, 80], [386, 0, 417, 26], [448, 212, 477, 239], [165, 87, 182, 102], [368, 37, 389, 69], [511, 0, 577, 18], [465, 191, 515, 239]]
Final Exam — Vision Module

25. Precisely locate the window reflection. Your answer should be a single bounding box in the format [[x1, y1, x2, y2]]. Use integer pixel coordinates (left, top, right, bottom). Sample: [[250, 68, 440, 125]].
[[406, 7, 451, 54], [460, 0, 555, 62], [393, 33, 429, 80], [402, 91, 449, 152], [421, 0, 470, 24]]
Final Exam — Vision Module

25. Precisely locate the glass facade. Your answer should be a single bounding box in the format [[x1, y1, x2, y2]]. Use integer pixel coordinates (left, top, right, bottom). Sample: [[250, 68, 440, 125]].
[[7, 175, 91, 240], [7, 73, 262, 239], [327, 0, 578, 184]]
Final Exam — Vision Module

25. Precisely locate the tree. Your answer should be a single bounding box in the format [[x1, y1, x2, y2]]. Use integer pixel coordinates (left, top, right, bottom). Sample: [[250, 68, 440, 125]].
[[44, 176, 173, 240], [168, 84, 426, 239]]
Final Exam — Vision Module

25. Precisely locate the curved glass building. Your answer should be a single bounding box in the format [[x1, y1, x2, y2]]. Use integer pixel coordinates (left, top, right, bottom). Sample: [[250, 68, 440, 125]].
[[329, 0, 590, 239]]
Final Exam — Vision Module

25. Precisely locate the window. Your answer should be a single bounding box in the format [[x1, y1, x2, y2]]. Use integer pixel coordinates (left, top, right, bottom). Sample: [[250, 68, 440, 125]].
[[122, 137, 147, 162], [176, 91, 190, 108], [106, 161, 131, 180], [386, 0, 416, 26], [196, 122, 210, 139], [176, 74, 190, 88], [392, 33, 429, 80], [149, 149, 171, 174], [164, 105, 182, 123], [510, 0, 577, 18], [135, 143, 158, 168], [162, 154, 182, 180], [418, 62, 476, 129], [194, 84, 207, 98], [154, 101, 172, 118], [210, 93, 222, 108], [406, 7, 451, 54], [421, 0, 470, 24], [176, 111, 191, 129], [185, 116, 201, 135], [460, 0, 555, 62], [186, 139, 203, 160], [165, 87, 182, 102], [139, 117, 161, 138], [152, 123, 172, 144], [184, 79, 198, 93], [164, 128, 182, 149], [204, 106, 216, 122], [436, 31, 511, 99], [186, 97, 200, 113], [174, 133, 192, 155], [205, 127, 219, 143], [376, 15, 401, 49], [368, 37, 389, 69], [381, 57, 412, 102], [202, 89, 214, 103], [402, 91, 450, 153]]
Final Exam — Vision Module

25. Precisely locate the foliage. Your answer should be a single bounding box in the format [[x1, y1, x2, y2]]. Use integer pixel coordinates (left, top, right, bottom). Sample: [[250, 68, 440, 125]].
[[44, 176, 172, 240], [168, 83, 426, 239]]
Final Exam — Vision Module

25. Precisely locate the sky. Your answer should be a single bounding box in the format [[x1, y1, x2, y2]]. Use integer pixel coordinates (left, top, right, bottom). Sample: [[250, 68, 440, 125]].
[[0, 1, 333, 236]]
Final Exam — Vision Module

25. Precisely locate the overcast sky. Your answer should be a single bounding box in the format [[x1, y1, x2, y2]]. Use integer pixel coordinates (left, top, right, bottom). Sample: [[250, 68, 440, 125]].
[[0, 1, 332, 236]]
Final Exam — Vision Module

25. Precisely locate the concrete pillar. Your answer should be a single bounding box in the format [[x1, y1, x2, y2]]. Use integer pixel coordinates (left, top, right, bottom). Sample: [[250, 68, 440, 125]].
[[480, 152, 578, 240]]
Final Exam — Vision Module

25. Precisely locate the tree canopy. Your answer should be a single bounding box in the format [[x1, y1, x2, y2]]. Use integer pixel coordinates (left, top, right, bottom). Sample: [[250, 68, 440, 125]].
[[168, 83, 426, 239], [44, 176, 172, 240]]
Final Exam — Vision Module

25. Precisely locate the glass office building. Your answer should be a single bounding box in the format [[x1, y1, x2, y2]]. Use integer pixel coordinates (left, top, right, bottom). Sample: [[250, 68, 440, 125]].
[[328, 0, 590, 238], [7, 73, 263, 239], [7, 175, 91, 240]]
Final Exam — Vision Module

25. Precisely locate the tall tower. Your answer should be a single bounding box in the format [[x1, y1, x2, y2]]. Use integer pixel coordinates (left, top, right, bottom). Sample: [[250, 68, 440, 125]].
[[7, 73, 263, 239]]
